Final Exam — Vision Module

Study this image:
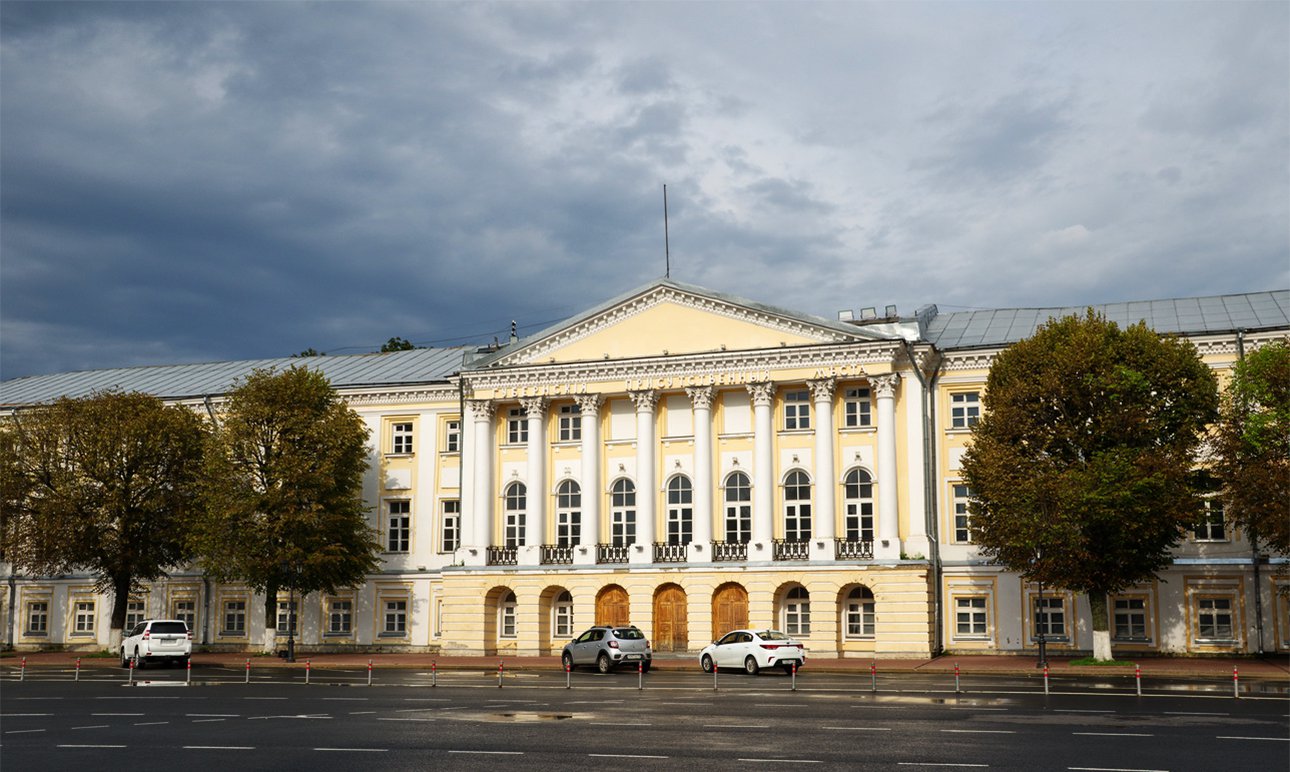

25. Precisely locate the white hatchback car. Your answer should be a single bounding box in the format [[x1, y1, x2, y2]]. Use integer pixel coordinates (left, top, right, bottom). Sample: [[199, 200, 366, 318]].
[[120, 619, 192, 668], [699, 629, 806, 675]]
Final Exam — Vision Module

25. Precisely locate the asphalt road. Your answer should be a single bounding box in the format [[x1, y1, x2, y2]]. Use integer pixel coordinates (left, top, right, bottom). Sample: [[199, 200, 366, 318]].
[[2, 666, 1286, 771]]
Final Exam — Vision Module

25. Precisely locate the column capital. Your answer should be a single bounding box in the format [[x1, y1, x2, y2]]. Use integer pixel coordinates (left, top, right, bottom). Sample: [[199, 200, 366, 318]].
[[628, 389, 658, 412], [466, 398, 494, 421], [746, 381, 775, 407], [870, 373, 900, 399], [685, 385, 715, 410], [519, 396, 548, 418], [807, 377, 836, 402], [574, 393, 603, 413]]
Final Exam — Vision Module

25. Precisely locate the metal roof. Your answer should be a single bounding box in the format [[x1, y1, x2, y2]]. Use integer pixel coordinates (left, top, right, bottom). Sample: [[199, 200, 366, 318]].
[[924, 290, 1289, 350], [0, 347, 468, 407]]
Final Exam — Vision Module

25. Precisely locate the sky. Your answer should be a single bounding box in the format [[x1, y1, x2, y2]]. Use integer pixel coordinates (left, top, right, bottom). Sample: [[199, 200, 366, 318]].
[[2, 1, 1287, 380]]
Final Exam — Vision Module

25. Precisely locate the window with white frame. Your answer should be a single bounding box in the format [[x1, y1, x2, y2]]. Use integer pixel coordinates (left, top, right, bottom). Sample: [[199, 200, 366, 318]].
[[844, 387, 872, 428], [1113, 597, 1149, 642], [784, 390, 811, 430], [125, 599, 146, 630], [950, 392, 980, 428], [383, 598, 408, 636], [845, 586, 875, 638], [506, 408, 528, 444], [504, 483, 527, 548], [784, 586, 811, 636], [556, 480, 581, 548], [611, 479, 636, 547], [1192, 496, 1227, 541], [724, 472, 751, 543], [666, 476, 693, 546], [327, 598, 352, 636], [554, 590, 574, 638], [499, 591, 517, 638], [558, 404, 581, 442], [844, 468, 874, 541], [386, 500, 411, 552], [1195, 597, 1235, 642], [952, 484, 973, 543], [441, 499, 460, 553], [276, 599, 297, 635], [26, 601, 48, 635], [955, 596, 988, 638], [391, 421, 414, 454], [172, 599, 196, 632], [784, 470, 812, 541], [1032, 596, 1067, 641], [222, 600, 247, 635], [72, 600, 96, 635], [444, 419, 460, 453]]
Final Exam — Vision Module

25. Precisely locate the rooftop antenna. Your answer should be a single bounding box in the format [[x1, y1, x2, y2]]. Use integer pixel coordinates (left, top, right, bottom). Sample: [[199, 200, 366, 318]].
[[663, 183, 671, 278]]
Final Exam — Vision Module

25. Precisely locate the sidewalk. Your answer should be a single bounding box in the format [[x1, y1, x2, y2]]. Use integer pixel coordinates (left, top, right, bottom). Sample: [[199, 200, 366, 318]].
[[4, 650, 1287, 680]]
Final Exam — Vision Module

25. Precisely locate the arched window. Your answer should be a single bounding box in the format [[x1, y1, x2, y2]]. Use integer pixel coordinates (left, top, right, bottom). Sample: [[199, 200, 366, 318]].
[[556, 480, 581, 548], [504, 483, 527, 548], [553, 590, 574, 638], [499, 591, 517, 638], [724, 472, 751, 543], [844, 469, 874, 541], [666, 476, 693, 546], [784, 586, 811, 636], [845, 586, 875, 638], [784, 470, 812, 541], [611, 479, 636, 547]]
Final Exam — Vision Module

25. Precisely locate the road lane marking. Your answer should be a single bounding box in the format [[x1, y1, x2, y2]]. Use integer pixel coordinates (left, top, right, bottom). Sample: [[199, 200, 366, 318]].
[[403, 698, 449, 702], [823, 726, 891, 731], [186, 713, 238, 717], [349, 711, 377, 715], [71, 725, 110, 730], [448, 750, 524, 755], [5, 729, 46, 734], [1216, 736, 1290, 741], [949, 707, 1008, 711], [133, 722, 168, 726], [58, 744, 125, 748], [315, 748, 388, 752], [244, 697, 286, 700], [1164, 711, 1227, 716], [1072, 732, 1153, 737], [1, 713, 52, 717], [192, 719, 225, 723], [942, 729, 1016, 734], [739, 759, 821, 764], [93, 713, 144, 716], [592, 721, 648, 726], [322, 697, 367, 701], [1055, 709, 1113, 714], [897, 765, 989, 768], [705, 724, 765, 728], [590, 754, 669, 759], [378, 718, 436, 722], [1068, 768, 1168, 772], [183, 746, 254, 750]]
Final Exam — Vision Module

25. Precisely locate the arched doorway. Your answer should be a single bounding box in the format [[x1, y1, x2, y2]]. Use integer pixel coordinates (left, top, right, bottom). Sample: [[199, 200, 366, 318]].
[[595, 585, 630, 627], [712, 583, 748, 638], [653, 584, 688, 652]]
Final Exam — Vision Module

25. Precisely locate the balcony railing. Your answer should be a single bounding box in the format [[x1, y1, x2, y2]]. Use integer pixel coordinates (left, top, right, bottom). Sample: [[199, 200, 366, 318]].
[[712, 541, 748, 562], [597, 544, 629, 564], [654, 542, 687, 563], [541, 545, 574, 565], [486, 546, 518, 566], [772, 539, 810, 561], [835, 539, 874, 560]]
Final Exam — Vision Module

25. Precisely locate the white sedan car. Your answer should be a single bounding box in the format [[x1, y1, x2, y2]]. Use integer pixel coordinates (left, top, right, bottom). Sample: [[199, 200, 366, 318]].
[[699, 629, 806, 675]]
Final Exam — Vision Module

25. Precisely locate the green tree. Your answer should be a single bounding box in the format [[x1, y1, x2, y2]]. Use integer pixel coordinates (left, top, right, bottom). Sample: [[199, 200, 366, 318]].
[[960, 312, 1218, 660], [0, 392, 207, 649], [1211, 339, 1290, 560], [194, 366, 379, 652], [291, 348, 325, 358], [379, 337, 416, 352]]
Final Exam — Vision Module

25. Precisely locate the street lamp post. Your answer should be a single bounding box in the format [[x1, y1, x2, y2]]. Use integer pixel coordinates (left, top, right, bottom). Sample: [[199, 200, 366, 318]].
[[1036, 580, 1048, 669]]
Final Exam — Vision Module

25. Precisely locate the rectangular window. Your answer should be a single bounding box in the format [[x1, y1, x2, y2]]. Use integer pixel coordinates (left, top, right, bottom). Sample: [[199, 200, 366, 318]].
[[611, 509, 636, 548], [444, 419, 461, 453], [558, 404, 581, 442], [125, 599, 146, 630], [1033, 596, 1067, 640], [441, 499, 460, 553], [391, 422, 414, 454], [223, 600, 247, 635], [327, 599, 352, 636], [172, 600, 196, 633], [387, 500, 411, 552], [784, 390, 811, 430], [506, 408, 528, 444], [1113, 597, 1149, 642], [557, 507, 581, 548], [1192, 498, 1227, 541], [1196, 597, 1234, 641], [276, 600, 297, 635], [846, 596, 875, 638], [26, 601, 48, 635], [955, 597, 988, 637], [951, 392, 980, 429], [844, 387, 872, 428], [953, 484, 973, 543], [73, 601, 96, 635], [555, 603, 573, 638], [500, 601, 517, 638], [383, 599, 407, 636]]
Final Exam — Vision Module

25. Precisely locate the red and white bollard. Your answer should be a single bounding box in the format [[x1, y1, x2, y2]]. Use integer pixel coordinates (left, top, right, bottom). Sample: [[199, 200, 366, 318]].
[[185, 658, 191, 685], [367, 658, 373, 687], [565, 661, 570, 689], [128, 655, 135, 685], [1042, 664, 1050, 695], [638, 661, 643, 691], [1233, 666, 1239, 699], [75, 657, 81, 682], [20, 656, 26, 682], [432, 661, 438, 688], [870, 661, 877, 693], [497, 660, 503, 688], [305, 659, 311, 685], [244, 657, 250, 684], [1134, 663, 1142, 697], [791, 662, 797, 691], [712, 661, 719, 691], [954, 662, 961, 694]]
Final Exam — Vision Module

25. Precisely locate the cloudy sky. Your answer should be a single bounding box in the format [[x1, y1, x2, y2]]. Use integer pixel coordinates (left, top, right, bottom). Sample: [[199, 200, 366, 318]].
[[2, 1, 1286, 380]]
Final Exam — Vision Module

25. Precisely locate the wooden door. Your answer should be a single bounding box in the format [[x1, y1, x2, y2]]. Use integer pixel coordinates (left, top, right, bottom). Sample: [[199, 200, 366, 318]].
[[595, 585, 630, 627], [652, 585, 688, 652], [712, 583, 748, 639]]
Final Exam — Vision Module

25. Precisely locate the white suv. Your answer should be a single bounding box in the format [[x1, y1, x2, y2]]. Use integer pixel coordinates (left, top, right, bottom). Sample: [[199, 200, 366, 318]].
[[120, 619, 192, 668]]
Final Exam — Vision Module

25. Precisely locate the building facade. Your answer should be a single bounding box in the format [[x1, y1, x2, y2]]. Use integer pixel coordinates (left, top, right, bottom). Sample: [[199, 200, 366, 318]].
[[3, 280, 1288, 658]]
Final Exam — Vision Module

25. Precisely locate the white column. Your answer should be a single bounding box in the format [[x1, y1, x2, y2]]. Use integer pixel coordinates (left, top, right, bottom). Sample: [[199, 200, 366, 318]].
[[629, 389, 658, 564], [809, 378, 836, 560], [903, 364, 930, 559], [575, 393, 602, 565], [686, 386, 714, 560], [748, 382, 775, 554], [873, 374, 901, 559], [520, 397, 547, 565], [462, 399, 493, 566]]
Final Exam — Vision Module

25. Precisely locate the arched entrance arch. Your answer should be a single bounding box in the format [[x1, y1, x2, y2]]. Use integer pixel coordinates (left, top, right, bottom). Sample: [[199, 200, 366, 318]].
[[653, 584, 688, 652], [595, 585, 630, 627], [711, 583, 748, 639]]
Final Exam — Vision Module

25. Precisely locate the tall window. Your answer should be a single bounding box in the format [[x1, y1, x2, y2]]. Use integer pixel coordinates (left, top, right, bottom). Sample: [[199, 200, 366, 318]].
[[499, 591, 517, 638], [1033, 596, 1066, 640], [784, 470, 812, 541], [223, 600, 247, 635], [556, 480, 582, 548], [844, 468, 874, 541], [1113, 597, 1148, 641], [558, 404, 581, 442], [26, 602, 48, 635], [1196, 597, 1234, 641], [554, 590, 574, 638], [951, 392, 980, 428], [845, 586, 875, 638], [844, 387, 872, 428], [387, 500, 411, 552], [276, 600, 297, 634], [383, 599, 408, 636], [172, 600, 196, 632], [1192, 497, 1227, 541], [666, 476, 693, 546], [441, 499, 460, 553], [952, 484, 973, 543], [724, 472, 751, 543], [391, 421, 414, 454], [73, 601, 95, 635], [611, 479, 636, 547], [504, 483, 527, 548], [955, 597, 988, 637], [784, 390, 811, 430], [327, 599, 352, 635], [444, 419, 461, 452], [125, 599, 146, 630], [784, 586, 811, 635], [506, 408, 528, 444]]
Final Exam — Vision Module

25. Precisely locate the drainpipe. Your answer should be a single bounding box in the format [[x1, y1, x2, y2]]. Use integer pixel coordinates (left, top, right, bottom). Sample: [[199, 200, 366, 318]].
[[902, 341, 945, 656], [6, 572, 15, 649], [1236, 330, 1265, 655]]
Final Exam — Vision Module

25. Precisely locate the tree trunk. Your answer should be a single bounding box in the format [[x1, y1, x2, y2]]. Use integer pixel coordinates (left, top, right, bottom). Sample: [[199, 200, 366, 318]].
[[1088, 590, 1112, 661], [108, 578, 130, 653], [261, 583, 278, 654]]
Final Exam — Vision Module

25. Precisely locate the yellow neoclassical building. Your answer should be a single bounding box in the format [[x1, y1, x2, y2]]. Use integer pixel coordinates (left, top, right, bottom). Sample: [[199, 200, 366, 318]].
[[3, 280, 1288, 658]]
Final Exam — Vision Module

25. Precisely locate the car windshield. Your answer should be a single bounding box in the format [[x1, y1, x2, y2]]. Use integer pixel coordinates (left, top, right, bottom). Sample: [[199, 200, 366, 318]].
[[150, 622, 188, 635], [614, 628, 644, 640], [758, 630, 790, 640]]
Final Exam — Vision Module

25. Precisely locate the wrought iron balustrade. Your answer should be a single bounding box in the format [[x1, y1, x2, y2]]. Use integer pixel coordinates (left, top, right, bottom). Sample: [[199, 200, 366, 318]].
[[653, 542, 687, 563], [596, 544, 629, 564], [486, 546, 518, 566], [835, 539, 874, 560], [541, 545, 573, 565], [712, 541, 748, 562], [772, 539, 810, 561]]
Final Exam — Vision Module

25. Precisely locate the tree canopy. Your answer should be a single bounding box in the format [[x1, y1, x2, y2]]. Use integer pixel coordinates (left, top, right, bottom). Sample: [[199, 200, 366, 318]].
[[380, 337, 416, 352], [1211, 339, 1290, 558], [0, 391, 207, 646], [959, 312, 1219, 659]]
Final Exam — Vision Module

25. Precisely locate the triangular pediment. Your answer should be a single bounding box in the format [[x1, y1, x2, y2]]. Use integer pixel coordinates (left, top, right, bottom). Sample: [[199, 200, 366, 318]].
[[475, 280, 886, 368]]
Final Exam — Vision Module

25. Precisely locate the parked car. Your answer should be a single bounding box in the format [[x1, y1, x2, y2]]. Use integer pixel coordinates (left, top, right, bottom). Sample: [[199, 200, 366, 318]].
[[562, 625, 652, 673], [120, 619, 192, 668], [699, 629, 805, 675]]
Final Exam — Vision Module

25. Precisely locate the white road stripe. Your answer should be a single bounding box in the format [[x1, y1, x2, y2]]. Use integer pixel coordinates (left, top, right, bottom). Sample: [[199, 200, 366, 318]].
[[942, 729, 1016, 734], [183, 746, 254, 750], [1216, 736, 1290, 741], [1072, 732, 1154, 737], [448, 750, 524, 755], [58, 744, 126, 748], [1055, 709, 1113, 714], [592, 721, 648, 726], [5, 729, 47, 734], [349, 711, 377, 715], [1164, 711, 1227, 716], [71, 725, 109, 730], [739, 759, 821, 764], [1068, 768, 1168, 772], [705, 724, 765, 728], [897, 764, 989, 768], [315, 748, 388, 752], [133, 722, 168, 726], [322, 697, 367, 701], [822, 726, 891, 731], [589, 754, 669, 759], [243, 697, 286, 700], [1, 713, 52, 717], [378, 718, 436, 722], [186, 713, 238, 717], [93, 713, 144, 716], [192, 719, 225, 723]]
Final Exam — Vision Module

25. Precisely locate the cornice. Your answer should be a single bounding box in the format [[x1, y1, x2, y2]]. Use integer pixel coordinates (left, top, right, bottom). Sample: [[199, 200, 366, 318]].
[[337, 385, 459, 406]]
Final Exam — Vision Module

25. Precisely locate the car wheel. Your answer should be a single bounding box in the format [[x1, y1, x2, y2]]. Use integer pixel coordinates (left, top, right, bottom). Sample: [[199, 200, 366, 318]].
[[561, 652, 574, 672], [700, 654, 714, 673], [120, 649, 129, 668], [596, 653, 612, 674], [133, 650, 144, 670], [744, 655, 760, 675]]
